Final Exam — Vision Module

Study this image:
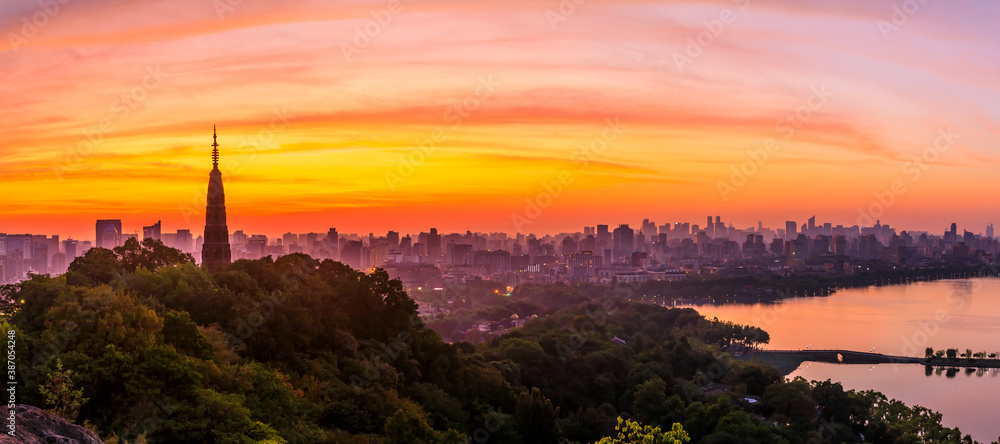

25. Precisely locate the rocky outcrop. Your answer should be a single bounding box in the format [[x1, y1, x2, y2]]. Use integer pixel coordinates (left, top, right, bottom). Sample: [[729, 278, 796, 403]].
[[0, 405, 102, 444]]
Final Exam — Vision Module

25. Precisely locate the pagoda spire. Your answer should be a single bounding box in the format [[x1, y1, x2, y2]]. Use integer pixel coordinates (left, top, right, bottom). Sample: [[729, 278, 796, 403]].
[[212, 125, 219, 168], [203, 124, 231, 271]]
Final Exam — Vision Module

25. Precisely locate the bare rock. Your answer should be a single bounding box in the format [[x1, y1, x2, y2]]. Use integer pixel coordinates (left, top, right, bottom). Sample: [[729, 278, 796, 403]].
[[0, 405, 102, 444]]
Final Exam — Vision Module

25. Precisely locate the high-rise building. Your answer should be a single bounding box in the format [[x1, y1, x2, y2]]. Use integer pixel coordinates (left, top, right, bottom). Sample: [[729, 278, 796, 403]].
[[202, 126, 232, 271], [326, 228, 340, 259], [427, 228, 442, 259], [596, 224, 610, 249], [785, 221, 797, 238], [641, 219, 656, 240], [612, 224, 634, 261], [31, 243, 48, 274], [96, 219, 122, 249], [490, 250, 511, 272], [176, 229, 193, 253], [143, 220, 161, 241], [451, 244, 473, 265], [63, 239, 78, 260], [283, 232, 298, 248]]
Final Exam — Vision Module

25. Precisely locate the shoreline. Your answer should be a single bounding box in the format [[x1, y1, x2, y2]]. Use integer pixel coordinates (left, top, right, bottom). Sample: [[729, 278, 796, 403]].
[[740, 349, 1000, 376]]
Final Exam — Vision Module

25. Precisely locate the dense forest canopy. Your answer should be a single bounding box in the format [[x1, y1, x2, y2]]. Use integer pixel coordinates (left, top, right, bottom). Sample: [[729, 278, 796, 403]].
[[0, 239, 993, 443]]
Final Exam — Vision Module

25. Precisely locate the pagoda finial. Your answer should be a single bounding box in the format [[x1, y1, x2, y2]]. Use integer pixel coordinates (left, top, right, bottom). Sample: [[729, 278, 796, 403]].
[[212, 125, 219, 168]]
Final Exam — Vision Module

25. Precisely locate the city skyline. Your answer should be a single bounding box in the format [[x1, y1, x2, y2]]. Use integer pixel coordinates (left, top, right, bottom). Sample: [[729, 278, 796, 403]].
[[2, 0, 1000, 238], [4, 1, 1000, 442]]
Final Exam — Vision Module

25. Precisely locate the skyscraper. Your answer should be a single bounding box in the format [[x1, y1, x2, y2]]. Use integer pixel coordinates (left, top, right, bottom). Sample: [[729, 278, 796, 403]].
[[785, 221, 797, 238], [612, 224, 634, 262], [143, 220, 161, 241], [202, 126, 232, 271], [96, 219, 122, 249]]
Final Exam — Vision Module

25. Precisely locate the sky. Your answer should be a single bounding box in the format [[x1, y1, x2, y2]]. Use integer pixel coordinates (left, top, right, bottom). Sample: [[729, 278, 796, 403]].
[[1, 0, 998, 240]]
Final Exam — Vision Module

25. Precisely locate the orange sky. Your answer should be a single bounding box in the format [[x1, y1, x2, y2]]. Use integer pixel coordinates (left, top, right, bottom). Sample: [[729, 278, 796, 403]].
[[1, 0, 999, 240]]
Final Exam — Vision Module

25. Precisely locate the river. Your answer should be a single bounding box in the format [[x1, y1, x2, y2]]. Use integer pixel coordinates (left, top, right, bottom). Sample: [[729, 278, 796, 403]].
[[684, 278, 1000, 442]]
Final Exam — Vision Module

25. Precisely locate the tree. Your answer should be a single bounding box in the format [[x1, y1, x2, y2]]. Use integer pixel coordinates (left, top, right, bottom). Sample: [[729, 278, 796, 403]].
[[39, 359, 88, 422], [925, 347, 934, 359], [762, 377, 818, 435], [114, 238, 194, 273], [595, 417, 690, 444], [68, 248, 121, 285], [946, 349, 958, 359], [515, 387, 560, 444], [383, 401, 462, 444]]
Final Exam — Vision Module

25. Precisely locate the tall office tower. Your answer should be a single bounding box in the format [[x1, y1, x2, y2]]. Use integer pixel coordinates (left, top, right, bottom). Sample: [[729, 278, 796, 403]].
[[176, 230, 193, 253], [427, 228, 442, 259], [808, 215, 816, 232], [596, 224, 610, 249], [785, 221, 797, 238], [641, 219, 656, 239], [202, 126, 232, 271], [326, 228, 340, 259], [143, 220, 162, 241], [63, 239, 78, 260], [31, 243, 48, 274], [674, 222, 690, 236], [658, 224, 671, 236], [387, 231, 400, 249], [561, 236, 578, 255], [283, 232, 298, 248], [706, 216, 713, 234], [988, 224, 994, 239], [612, 224, 634, 261], [95, 219, 122, 249]]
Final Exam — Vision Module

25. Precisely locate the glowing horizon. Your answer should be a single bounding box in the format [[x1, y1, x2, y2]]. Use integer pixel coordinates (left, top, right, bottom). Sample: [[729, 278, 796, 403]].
[[1, 0, 999, 241]]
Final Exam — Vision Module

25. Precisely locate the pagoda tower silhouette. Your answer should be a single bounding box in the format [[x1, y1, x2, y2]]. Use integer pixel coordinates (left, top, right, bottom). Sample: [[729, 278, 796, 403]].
[[202, 125, 232, 271]]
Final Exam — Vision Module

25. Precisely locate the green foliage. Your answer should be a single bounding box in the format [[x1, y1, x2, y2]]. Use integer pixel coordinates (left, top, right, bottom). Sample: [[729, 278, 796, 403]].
[[68, 248, 121, 285], [39, 358, 88, 422], [114, 238, 195, 274], [595, 417, 690, 444], [7, 247, 986, 443]]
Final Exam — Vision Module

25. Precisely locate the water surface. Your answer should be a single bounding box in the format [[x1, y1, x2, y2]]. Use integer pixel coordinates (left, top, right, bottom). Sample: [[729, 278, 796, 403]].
[[685, 278, 1000, 442]]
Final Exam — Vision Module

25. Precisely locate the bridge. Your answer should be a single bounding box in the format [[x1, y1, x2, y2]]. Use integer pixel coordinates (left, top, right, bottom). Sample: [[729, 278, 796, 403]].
[[761, 349, 923, 365]]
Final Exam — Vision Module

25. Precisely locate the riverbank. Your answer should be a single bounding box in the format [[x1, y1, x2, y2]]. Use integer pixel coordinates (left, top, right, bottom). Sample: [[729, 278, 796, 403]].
[[739, 350, 1000, 376], [641, 263, 999, 306]]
